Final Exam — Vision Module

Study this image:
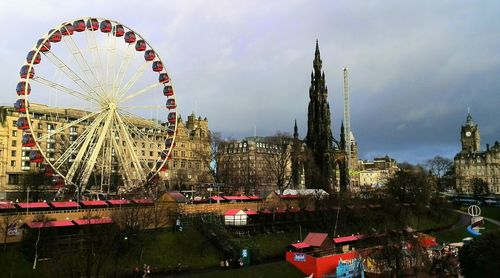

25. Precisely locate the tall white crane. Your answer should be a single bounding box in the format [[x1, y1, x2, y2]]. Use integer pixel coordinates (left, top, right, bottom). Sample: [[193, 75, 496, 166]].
[[343, 67, 351, 176]]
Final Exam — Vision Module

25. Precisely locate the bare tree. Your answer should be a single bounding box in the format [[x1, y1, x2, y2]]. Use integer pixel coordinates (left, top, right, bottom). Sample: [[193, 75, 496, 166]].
[[0, 213, 22, 248], [193, 131, 224, 183], [263, 133, 293, 194], [424, 156, 453, 192]]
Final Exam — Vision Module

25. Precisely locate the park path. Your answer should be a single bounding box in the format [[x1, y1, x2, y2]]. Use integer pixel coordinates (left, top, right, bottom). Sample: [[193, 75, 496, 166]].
[[453, 209, 500, 227]]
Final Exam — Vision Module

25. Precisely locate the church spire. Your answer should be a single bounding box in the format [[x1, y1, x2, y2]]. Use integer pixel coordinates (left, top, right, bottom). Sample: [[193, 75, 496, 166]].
[[305, 40, 335, 191], [293, 119, 298, 139], [466, 108, 474, 126]]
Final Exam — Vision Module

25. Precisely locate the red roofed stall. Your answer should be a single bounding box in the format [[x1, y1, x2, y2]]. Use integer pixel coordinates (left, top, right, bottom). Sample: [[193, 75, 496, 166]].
[[23, 220, 75, 229], [131, 199, 154, 206], [15, 202, 50, 210], [223, 195, 252, 202], [49, 201, 80, 210], [0, 202, 16, 212], [210, 196, 226, 203], [106, 199, 131, 207], [79, 200, 108, 208], [72, 217, 113, 226]]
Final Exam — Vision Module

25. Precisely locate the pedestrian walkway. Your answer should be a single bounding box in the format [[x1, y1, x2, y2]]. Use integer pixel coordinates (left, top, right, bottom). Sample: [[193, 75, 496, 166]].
[[453, 209, 500, 227]]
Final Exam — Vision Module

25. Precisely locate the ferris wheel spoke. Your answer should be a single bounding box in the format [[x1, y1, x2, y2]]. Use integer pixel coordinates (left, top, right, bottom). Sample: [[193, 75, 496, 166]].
[[53, 124, 94, 170], [78, 110, 115, 187], [42, 52, 104, 102], [105, 33, 117, 94], [32, 76, 99, 103], [116, 61, 149, 99], [119, 82, 163, 103], [120, 109, 169, 133], [110, 132, 135, 190], [62, 35, 106, 95], [113, 45, 134, 95], [114, 111, 148, 179], [65, 111, 109, 184], [33, 109, 104, 142], [121, 105, 164, 109], [85, 29, 106, 87]]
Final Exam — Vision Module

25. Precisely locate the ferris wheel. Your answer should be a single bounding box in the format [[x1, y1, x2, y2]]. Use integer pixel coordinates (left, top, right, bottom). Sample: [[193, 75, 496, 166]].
[[15, 17, 178, 196]]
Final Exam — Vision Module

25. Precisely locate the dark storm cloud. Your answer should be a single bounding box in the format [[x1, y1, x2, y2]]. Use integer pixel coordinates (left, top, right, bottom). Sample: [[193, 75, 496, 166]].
[[1, 0, 499, 163]]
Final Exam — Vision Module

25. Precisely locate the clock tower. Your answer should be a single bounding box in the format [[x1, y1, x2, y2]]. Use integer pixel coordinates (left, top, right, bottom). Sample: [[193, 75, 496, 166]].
[[460, 112, 480, 152]]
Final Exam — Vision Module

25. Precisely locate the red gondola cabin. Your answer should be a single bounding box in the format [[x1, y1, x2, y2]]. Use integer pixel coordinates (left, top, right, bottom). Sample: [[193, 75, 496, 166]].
[[152, 61, 163, 72], [124, 31, 136, 43], [48, 29, 62, 43], [167, 112, 176, 124], [100, 20, 112, 33], [165, 138, 175, 148], [135, 40, 146, 51], [22, 134, 36, 147], [16, 81, 31, 96], [14, 99, 28, 112], [20, 65, 35, 79], [29, 151, 44, 163], [52, 176, 64, 187], [26, 50, 41, 65], [61, 23, 74, 36], [159, 73, 169, 83], [167, 127, 175, 136], [37, 39, 51, 52], [42, 164, 54, 177], [17, 117, 30, 130], [163, 85, 173, 96], [158, 162, 168, 171], [144, 50, 155, 61], [165, 99, 176, 109], [86, 18, 99, 31], [113, 24, 124, 37], [73, 20, 86, 32]]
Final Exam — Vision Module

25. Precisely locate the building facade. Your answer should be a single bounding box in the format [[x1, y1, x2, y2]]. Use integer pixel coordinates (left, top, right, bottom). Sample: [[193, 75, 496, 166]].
[[356, 156, 399, 188], [0, 104, 211, 199], [454, 113, 500, 194], [217, 136, 293, 195]]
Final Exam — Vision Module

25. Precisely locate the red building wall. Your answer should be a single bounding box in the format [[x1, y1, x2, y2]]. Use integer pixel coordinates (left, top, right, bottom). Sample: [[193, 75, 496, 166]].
[[286, 251, 358, 277]]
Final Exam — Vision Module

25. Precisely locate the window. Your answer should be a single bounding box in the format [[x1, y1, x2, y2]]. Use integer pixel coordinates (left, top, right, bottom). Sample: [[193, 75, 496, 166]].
[[12, 120, 17, 127], [181, 151, 185, 157], [23, 161, 30, 167], [150, 151, 153, 156], [10, 160, 16, 167], [11, 130, 17, 137], [181, 160, 186, 168], [11, 140, 17, 147], [11, 150, 16, 157], [8, 174, 20, 185], [38, 123, 42, 129]]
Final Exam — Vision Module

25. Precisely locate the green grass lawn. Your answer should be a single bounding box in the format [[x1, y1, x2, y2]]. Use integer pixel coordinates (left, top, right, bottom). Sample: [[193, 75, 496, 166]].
[[434, 218, 500, 243], [232, 230, 301, 262], [115, 229, 221, 273], [481, 207, 500, 222], [0, 246, 39, 278], [183, 261, 305, 278]]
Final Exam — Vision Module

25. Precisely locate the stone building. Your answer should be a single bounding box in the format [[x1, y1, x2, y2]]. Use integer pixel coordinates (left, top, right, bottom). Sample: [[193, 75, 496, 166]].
[[356, 156, 399, 188], [0, 104, 211, 199], [454, 112, 500, 194], [166, 113, 213, 190], [217, 136, 293, 195]]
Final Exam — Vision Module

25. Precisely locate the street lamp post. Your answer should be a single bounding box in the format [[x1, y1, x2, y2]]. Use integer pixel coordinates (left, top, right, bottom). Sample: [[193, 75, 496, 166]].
[[26, 186, 29, 215]]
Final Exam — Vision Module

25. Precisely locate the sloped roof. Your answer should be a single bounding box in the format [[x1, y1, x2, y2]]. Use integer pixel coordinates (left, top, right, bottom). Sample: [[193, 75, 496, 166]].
[[291, 242, 311, 249], [72, 217, 113, 226], [16, 202, 50, 209], [80, 200, 108, 207], [24, 220, 75, 229], [225, 209, 245, 216], [49, 201, 80, 209], [303, 233, 330, 247], [333, 235, 359, 244]]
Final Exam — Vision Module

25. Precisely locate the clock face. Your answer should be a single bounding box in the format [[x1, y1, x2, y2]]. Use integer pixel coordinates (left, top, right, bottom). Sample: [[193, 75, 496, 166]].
[[465, 131, 472, 137]]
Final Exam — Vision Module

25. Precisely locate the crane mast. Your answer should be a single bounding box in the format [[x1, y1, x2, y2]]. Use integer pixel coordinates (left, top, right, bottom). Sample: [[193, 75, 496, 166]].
[[343, 67, 351, 179]]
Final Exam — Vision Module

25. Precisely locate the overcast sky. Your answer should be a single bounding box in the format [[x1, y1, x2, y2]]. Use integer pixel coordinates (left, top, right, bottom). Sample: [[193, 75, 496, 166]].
[[1, 0, 499, 164]]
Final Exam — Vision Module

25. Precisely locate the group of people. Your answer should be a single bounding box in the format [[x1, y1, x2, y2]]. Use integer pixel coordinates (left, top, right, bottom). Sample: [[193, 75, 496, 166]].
[[133, 264, 151, 278], [219, 257, 244, 269]]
